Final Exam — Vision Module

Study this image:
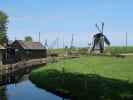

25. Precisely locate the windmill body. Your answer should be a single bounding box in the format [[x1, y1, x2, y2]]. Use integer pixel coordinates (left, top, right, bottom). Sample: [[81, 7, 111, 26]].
[[90, 23, 110, 54], [91, 33, 104, 53]]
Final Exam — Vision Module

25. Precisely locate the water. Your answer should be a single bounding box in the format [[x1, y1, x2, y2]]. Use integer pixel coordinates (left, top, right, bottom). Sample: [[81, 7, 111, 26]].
[[0, 79, 65, 100]]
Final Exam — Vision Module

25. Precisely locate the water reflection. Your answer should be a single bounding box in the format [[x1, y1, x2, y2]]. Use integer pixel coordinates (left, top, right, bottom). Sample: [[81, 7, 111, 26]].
[[7, 80, 63, 100], [0, 80, 65, 100]]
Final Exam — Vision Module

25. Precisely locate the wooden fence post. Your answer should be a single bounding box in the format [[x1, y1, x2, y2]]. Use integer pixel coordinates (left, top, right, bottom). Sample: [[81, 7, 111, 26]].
[[62, 67, 66, 91], [62, 67, 65, 85], [84, 78, 87, 91]]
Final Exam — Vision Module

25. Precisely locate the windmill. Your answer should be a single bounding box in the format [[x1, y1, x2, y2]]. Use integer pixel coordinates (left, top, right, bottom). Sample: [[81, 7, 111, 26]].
[[44, 40, 48, 49], [69, 34, 75, 55], [70, 34, 74, 49], [90, 22, 110, 54]]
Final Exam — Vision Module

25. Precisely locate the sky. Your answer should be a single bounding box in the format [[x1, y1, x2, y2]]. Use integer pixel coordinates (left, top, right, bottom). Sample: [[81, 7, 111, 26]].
[[0, 0, 133, 47]]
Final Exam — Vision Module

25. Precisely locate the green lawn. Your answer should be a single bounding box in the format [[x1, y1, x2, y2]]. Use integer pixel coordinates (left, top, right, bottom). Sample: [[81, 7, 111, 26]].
[[30, 56, 133, 100], [34, 56, 133, 81]]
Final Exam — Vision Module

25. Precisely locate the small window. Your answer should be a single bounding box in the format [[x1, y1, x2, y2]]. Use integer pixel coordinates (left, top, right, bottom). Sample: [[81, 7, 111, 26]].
[[15, 49, 19, 52], [26, 51, 30, 54]]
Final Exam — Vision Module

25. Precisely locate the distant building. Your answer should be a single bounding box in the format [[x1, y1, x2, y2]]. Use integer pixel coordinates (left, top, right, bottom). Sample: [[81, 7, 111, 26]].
[[7, 40, 47, 63]]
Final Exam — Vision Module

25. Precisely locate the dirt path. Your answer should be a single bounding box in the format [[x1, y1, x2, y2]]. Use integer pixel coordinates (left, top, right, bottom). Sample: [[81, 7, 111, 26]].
[[120, 53, 133, 56]]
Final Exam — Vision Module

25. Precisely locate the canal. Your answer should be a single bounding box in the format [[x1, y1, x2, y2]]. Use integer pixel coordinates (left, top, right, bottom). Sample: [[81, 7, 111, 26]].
[[0, 75, 68, 100]]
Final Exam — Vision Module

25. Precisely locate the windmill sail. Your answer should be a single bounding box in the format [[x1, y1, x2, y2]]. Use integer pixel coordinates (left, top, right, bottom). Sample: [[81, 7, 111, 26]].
[[104, 35, 110, 45], [101, 22, 104, 34]]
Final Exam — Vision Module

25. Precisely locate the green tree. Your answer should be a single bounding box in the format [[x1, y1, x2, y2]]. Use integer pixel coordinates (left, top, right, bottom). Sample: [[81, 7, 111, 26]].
[[0, 11, 8, 45], [24, 36, 33, 42]]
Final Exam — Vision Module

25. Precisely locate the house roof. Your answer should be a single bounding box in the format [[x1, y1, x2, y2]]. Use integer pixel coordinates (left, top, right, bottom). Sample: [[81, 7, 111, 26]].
[[14, 40, 45, 50]]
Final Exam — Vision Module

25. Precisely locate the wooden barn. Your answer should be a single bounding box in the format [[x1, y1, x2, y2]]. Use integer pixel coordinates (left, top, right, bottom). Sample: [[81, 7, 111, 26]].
[[7, 40, 47, 63]]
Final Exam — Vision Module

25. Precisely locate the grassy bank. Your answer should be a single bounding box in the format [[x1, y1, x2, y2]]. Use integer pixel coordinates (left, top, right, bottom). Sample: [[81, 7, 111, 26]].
[[0, 87, 7, 100], [30, 56, 133, 100]]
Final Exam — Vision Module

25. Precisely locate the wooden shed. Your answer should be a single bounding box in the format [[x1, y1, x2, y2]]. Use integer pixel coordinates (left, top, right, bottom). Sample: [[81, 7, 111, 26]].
[[8, 40, 47, 63]]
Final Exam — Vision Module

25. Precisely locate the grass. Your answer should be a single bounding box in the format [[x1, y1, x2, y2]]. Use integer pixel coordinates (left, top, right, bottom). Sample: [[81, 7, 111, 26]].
[[48, 46, 133, 57], [110, 46, 133, 54], [30, 56, 133, 100], [48, 48, 66, 56]]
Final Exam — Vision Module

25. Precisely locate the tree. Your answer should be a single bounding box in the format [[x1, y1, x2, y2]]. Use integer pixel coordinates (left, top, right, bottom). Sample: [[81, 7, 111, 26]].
[[0, 11, 8, 45], [24, 36, 33, 42]]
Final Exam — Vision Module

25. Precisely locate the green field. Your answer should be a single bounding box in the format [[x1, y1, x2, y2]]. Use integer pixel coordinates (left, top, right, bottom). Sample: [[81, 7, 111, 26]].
[[110, 46, 133, 54], [48, 46, 133, 56], [30, 56, 133, 100]]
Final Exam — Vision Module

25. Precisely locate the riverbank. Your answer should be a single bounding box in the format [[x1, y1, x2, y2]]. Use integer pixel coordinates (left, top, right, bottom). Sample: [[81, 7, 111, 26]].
[[0, 86, 7, 100], [30, 56, 133, 100], [0, 58, 47, 86]]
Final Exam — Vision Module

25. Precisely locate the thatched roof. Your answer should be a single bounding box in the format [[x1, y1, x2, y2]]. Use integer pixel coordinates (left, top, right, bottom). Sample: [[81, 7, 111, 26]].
[[0, 44, 5, 49], [13, 40, 45, 50]]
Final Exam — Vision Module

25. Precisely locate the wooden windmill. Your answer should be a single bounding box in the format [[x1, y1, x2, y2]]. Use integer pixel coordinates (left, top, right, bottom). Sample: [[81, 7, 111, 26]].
[[69, 34, 74, 55], [44, 40, 48, 49], [90, 22, 110, 54]]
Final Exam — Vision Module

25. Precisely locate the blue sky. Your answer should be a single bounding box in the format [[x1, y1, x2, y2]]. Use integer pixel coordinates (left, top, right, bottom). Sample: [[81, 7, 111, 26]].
[[0, 0, 133, 47]]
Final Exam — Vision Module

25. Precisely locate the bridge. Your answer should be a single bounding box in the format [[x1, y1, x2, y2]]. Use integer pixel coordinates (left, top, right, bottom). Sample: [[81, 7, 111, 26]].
[[0, 58, 47, 85]]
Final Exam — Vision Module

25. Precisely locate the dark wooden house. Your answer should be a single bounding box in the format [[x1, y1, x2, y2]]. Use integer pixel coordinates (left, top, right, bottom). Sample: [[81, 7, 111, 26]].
[[7, 40, 47, 63]]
